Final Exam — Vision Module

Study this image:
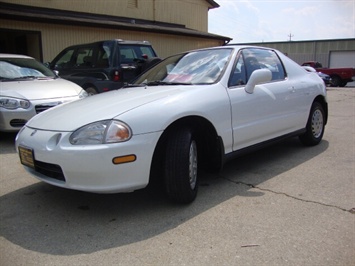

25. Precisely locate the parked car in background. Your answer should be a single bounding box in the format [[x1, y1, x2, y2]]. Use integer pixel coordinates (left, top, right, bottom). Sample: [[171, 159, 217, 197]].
[[48, 39, 161, 95], [317, 72, 332, 85], [302, 61, 355, 87], [0, 54, 88, 132], [302, 65, 332, 86], [16, 46, 328, 203]]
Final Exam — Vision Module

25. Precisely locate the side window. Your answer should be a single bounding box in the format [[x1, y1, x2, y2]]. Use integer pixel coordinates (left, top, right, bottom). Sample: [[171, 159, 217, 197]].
[[242, 48, 286, 82], [75, 47, 94, 68], [229, 54, 246, 87], [97, 45, 110, 67], [52, 49, 75, 69]]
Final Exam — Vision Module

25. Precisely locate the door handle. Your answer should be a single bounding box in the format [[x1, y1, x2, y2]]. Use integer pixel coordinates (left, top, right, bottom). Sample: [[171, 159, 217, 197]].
[[289, 86, 296, 93]]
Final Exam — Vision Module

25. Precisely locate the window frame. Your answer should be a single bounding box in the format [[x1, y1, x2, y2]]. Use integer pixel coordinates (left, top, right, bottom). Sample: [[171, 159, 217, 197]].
[[228, 48, 287, 88]]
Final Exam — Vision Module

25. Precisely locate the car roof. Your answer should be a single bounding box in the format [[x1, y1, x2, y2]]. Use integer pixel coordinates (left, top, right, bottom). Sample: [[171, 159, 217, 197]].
[[64, 39, 152, 48], [0, 53, 34, 59], [189, 44, 268, 53]]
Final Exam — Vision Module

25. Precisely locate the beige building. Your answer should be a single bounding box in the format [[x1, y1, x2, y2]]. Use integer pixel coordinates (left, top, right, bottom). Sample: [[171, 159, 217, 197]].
[[0, 0, 231, 62], [238, 39, 355, 69]]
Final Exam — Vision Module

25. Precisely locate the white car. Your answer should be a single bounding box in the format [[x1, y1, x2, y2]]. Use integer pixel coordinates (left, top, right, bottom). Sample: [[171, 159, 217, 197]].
[[0, 54, 88, 132], [15, 46, 328, 203]]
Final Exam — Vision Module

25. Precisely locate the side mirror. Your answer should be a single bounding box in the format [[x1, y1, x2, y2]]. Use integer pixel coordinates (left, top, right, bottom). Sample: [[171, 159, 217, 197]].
[[245, 69, 272, 94]]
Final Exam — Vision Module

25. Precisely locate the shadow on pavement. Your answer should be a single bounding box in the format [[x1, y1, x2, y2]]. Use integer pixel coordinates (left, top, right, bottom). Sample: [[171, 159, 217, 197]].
[[0, 132, 17, 154], [0, 137, 329, 255]]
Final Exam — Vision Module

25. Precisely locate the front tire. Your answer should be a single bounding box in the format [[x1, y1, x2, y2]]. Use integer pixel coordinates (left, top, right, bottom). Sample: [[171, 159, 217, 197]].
[[164, 128, 198, 203], [299, 102, 325, 146]]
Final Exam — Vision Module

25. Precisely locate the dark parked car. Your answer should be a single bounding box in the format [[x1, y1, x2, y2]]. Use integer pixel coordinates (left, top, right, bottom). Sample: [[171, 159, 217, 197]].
[[48, 39, 160, 95], [303, 66, 332, 86], [317, 72, 332, 85]]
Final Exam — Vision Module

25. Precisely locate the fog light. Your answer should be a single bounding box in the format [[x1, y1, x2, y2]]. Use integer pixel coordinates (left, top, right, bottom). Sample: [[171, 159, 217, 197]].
[[112, 155, 136, 164]]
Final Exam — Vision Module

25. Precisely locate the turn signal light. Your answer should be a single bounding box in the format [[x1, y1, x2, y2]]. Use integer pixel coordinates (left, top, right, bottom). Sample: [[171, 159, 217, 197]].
[[112, 154, 136, 165]]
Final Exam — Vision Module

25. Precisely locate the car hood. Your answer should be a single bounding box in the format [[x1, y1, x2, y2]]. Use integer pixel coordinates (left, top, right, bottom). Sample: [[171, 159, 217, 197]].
[[26, 85, 190, 131], [0, 78, 82, 100]]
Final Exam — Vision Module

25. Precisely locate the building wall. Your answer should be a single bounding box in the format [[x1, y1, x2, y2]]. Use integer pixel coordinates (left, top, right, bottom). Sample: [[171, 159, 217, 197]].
[[241, 39, 355, 68], [1, 0, 211, 32], [154, 0, 210, 32], [0, 18, 221, 62]]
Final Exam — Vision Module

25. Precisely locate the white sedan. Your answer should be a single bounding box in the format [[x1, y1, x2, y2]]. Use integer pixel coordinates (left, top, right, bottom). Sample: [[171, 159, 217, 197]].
[[15, 45, 328, 203], [0, 54, 88, 132]]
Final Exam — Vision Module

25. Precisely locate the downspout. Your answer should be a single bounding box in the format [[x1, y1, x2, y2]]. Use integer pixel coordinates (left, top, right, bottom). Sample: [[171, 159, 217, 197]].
[[153, 0, 156, 22], [313, 41, 317, 63]]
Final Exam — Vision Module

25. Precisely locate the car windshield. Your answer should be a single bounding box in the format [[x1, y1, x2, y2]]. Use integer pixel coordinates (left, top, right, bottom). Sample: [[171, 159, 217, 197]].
[[0, 57, 56, 80], [134, 48, 232, 85]]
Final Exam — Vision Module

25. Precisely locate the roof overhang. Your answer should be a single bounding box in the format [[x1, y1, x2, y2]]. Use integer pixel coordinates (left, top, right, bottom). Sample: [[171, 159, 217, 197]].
[[0, 2, 231, 43], [205, 0, 220, 9]]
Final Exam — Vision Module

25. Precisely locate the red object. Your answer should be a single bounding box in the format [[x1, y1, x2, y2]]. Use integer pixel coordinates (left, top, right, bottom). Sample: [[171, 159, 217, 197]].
[[302, 61, 355, 87]]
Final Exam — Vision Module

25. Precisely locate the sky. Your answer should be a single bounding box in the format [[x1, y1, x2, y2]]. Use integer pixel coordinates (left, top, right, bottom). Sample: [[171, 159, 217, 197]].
[[208, 0, 355, 43]]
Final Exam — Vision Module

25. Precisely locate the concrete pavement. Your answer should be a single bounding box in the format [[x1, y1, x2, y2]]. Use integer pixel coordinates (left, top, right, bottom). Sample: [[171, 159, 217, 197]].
[[0, 87, 354, 265]]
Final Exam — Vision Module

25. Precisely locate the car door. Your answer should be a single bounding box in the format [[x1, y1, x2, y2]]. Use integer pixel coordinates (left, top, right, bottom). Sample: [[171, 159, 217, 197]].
[[52, 45, 96, 83], [227, 48, 303, 151], [51, 47, 76, 78]]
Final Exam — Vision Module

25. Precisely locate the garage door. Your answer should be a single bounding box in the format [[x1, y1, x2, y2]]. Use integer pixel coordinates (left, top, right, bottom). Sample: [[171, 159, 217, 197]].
[[0, 29, 42, 61], [329, 51, 355, 68]]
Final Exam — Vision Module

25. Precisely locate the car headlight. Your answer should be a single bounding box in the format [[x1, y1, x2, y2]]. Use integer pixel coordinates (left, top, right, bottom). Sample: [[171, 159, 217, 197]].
[[0, 97, 30, 110], [78, 89, 88, 98], [69, 120, 132, 145]]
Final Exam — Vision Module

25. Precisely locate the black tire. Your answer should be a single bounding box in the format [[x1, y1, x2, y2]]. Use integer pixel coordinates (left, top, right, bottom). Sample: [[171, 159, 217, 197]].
[[299, 102, 325, 146], [85, 86, 98, 96], [330, 76, 341, 87], [164, 128, 198, 203], [340, 81, 347, 87]]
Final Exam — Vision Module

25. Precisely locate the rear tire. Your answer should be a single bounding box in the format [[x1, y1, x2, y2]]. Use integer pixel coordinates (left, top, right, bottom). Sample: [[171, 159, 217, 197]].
[[85, 86, 98, 96], [299, 102, 325, 146], [330, 76, 341, 87], [340, 81, 347, 87], [164, 128, 198, 204]]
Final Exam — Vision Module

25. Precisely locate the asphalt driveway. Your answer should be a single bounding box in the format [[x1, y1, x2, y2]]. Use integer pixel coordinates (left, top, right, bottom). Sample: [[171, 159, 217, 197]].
[[0, 87, 354, 265]]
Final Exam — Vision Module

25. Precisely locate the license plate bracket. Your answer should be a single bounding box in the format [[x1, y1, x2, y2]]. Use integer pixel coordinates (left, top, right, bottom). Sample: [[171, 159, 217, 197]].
[[19, 146, 35, 169]]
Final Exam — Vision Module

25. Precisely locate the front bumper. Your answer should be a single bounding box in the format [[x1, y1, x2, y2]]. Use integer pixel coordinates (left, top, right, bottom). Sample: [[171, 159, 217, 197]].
[[15, 126, 161, 193], [0, 108, 35, 132]]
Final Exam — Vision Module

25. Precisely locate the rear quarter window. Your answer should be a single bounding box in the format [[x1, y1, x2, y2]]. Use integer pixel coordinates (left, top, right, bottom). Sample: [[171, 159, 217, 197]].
[[119, 45, 156, 63]]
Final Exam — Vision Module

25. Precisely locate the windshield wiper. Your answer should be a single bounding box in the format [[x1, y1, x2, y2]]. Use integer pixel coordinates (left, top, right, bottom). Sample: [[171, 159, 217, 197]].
[[146, 80, 192, 86], [0, 76, 36, 81], [3, 76, 53, 81], [16, 75, 38, 79], [0, 76, 12, 81], [122, 83, 147, 88], [122, 80, 192, 88]]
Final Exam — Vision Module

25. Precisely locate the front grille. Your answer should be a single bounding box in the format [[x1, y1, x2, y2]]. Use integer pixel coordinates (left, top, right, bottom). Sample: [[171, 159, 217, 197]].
[[35, 103, 60, 114], [10, 119, 27, 127], [34, 160, 66, 182]]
